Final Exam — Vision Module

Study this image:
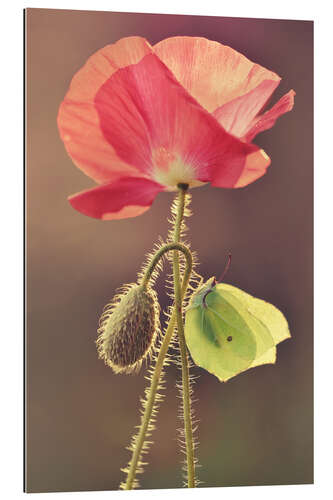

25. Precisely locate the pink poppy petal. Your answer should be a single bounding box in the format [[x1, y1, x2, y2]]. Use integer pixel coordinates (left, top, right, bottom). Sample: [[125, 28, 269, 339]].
[[57, 37, 152, 183], [242, 90, 296, 142], [94, 52, 261, 189], [68, 177, 165, 220], [211, 149, 271, 189], [154, 37, 280, 113], [212, 80, 280, 138]]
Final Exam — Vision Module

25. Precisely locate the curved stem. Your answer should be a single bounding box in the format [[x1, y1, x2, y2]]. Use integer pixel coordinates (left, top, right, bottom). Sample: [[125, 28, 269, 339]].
[[123, 241, 192, 490], [141, 242, 192, 289], [173, 185, 196, 488]]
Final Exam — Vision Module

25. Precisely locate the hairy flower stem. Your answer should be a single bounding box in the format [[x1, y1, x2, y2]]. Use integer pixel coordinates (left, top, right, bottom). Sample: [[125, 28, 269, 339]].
[[173, 185, 196, 488], [141, 243, 192, 289], [123, 242, 193, 490]]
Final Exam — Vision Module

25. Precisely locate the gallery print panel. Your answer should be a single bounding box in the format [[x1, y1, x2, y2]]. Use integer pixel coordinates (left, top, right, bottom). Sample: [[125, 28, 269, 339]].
[[25, 7, 313, 493]]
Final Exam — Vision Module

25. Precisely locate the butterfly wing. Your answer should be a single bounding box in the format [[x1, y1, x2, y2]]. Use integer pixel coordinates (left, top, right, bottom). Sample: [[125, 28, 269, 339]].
[[217, 284, 291, 345], [185, 288, 258, 382], [184, 279, 290, 382]]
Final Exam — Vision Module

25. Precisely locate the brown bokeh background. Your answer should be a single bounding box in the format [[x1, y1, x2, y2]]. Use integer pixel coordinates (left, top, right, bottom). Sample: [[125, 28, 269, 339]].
[[25, 8, 313, 493]]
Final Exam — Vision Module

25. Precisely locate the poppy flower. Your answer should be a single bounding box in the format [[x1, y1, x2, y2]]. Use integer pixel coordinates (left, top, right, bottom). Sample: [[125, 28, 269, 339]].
[[58, 36, 295, 220]]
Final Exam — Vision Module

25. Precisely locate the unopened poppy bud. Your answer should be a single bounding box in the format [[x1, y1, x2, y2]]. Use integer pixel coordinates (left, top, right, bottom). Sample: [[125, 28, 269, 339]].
[[97, 284, 159, 374]]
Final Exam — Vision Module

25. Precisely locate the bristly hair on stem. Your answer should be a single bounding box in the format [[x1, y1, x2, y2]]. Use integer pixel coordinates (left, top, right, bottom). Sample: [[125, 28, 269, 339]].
[[119, 338, 167, 490], [119, 235, 194, 490], [170, 187, 200, 488]]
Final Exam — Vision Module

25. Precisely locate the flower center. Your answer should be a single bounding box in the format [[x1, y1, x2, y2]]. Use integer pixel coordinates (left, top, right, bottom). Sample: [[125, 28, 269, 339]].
[[152, 147, 205, 191]]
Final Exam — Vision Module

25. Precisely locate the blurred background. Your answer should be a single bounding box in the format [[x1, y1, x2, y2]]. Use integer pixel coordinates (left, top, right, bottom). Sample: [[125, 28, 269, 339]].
[[25, 8, 313, 493]]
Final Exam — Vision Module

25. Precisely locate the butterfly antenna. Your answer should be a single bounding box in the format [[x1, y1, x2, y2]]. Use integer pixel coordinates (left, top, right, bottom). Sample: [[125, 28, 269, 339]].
[[203, 253, 232, 308], [216, 252, 232, 284]]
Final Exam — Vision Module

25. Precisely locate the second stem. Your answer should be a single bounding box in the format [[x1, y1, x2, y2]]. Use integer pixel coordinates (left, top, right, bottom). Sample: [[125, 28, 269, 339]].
[[173, 184, 195, 488]]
